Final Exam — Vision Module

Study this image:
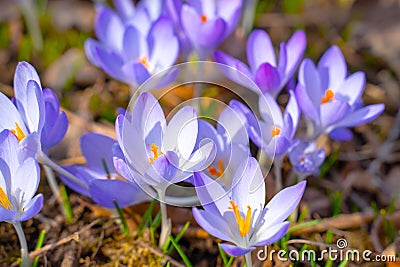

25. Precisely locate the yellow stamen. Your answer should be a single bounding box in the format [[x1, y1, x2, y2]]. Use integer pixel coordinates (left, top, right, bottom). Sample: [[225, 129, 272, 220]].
[[229, 200, 252, 237], [0, 187, 12, 210], [271, 126, 281, 138], [321, 89, 335, 104], [137, 56, 150, 71], [200, 14, 208, 23], [207, 158, 224, 177], [149, 144, 163, 164], [10, 122, 25, 142]]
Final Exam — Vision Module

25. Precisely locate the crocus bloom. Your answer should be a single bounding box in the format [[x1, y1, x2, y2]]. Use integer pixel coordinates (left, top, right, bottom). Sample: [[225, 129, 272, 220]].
[[85, 4, 179, 88], [296, 46, 385, 140], [116, 92, 215, 194], [193, 105, 249, 188], [0, 130, 43, 222], [231, 91, 300, 158], [61, 133, 150, 208], [193, 157, 306, 256], [288, 139, 325, 175], [0, 62, 67, 156], [215, 30, 306, 97], [181, 0, 242, 59]]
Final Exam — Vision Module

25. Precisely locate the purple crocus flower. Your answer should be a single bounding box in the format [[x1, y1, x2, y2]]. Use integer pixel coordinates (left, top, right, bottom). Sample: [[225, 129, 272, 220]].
[[288, 139, 325, 176], [181, 0, 243, 59], [296, 46, 385, 141], [193, 105, 249, 188], [116, 92, 215, 194], [193, 157, 306, 256], [85, 3, 179, 88], [0, 62, 67, 156], [231, 91, 300, 158], [0, 130, 43, 222], [215, 30, 306, 97], [61, 133, 150, 208]]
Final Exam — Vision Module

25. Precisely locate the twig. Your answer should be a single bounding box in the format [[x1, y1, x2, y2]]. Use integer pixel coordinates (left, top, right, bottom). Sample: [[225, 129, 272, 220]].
[[135, 240, 185, 267]]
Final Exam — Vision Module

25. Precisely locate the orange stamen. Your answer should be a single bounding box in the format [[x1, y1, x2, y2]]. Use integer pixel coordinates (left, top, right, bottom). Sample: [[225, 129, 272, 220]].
[[10, 122, 25, 142], [207, 158, 224, 177], [321, 89, 335, 104], [149, 144, 163, 164], [271, 126, 281, 138], [0, 187, 12, 210], [200, 14, 208, 23], [229, 200, 252, 237], [137, 56, 150, 71]]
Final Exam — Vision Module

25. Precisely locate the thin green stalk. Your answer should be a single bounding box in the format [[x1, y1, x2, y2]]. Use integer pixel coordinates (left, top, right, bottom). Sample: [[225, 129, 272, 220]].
[[60, 185, 73, 223], [166, 221, 190, 255], [245, 252, 253, 267], [12, 222, 31, 267], [274, 158, 283, 193], [168, 234, 192, 267], [113, 200, 129, 234], [157, 189, 171, 248], [32, 230, 46, 267]]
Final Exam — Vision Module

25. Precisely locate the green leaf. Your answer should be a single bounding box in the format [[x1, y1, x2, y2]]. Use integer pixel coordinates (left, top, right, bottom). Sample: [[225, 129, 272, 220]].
[[32, 230, 46, 267], [168, 234, 192, 267], [113, 200, 129, 234]]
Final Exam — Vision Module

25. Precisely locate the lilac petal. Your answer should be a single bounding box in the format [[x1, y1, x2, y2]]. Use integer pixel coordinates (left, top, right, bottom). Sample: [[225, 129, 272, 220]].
[[81, 133, 115, 173], [328, 127, 353, 141], [0, 130, 20, 178], [285, 30, 306, 79], [317, 45, 347, 90], [122, 25, 146, 62], [334, 104, 385, 128], [284, 90, 300, 138], [295, 83, 320, 124], [214, 51, 255, 91], [216, 0, 242, 34], [181, 141, 216, 172], [277, 42, 287, 86], [41, 110, 68, 151], [0, 207, 18, 222], [196, 120, 222, 152], [192, 207, 234, 242], [197, 18, 227, 49], [113, 0, 135, 20], [259, 92, 283, 126], [252, 221, 290, 246], [231, 157, 265, 213], [148, 17, 179, 69], [0, 93, 27, 134], [145, 152, 179, 185], [219, 243, 255, 257], [193, 172, 230, 215], [299, 59, 323, 107], [255, 63, 281, 96], [247, 30, 276, 72], [89, 179, 149, 208], [121, 61, 151, 86], [217, 105, 248, 146], [132, 92, 166, 138], [163, 106, 197, 160], [13, 158, 40, 203], [84, 39, 103, 67], [94, 5, 124, 52], [17, 194, 43, 221], [320, 101, 350, 129], [13, 62, 41, 112], [334, 71, 365, 106], [95, 47, 126, 82], [264, 181, 306, 228], [24, 80, 45, 133], [200, 0, 216, 19], [264, 134, 291, 157], [60, 166, 91, 196], [18, 132, 40, 160]]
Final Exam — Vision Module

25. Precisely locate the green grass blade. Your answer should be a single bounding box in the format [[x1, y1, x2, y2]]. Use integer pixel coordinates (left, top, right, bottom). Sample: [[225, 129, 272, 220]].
[[137, 199, 156, 233], [60, 185, 73, 223], [113, 200, 129, 234], [167, 222, 190, 255], [168, 234, 192, 267], [32, 230, 46, 267]]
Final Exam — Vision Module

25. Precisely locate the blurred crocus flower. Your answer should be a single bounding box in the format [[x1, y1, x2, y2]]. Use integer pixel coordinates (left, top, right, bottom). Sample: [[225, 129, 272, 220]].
[[296, 46, 385, 141], [215, 30, 306, 97], [0, 130, 43, 222], [116, 92, 215, 195], [288, 139, 325, 176], [61, 133, 150, 208], [193, 157, 306, 256], [85, 3, 179, 88], [0, 62, 67, 156], [193, 105, 249, 188], [181, 0, 243, 59], [231, 91, 300, 158]]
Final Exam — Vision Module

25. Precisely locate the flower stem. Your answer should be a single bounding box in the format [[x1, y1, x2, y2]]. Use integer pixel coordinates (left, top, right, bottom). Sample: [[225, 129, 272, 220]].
[[157, 189, 171, 248], [37, 151, 89, 191], [245, 252, 253, 267], [17, 0, 43, 52], [12, 222, 32, 267], [43, 165, 61, 201], [274, 158, 283, 193], [240, 0, 259, 36]]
